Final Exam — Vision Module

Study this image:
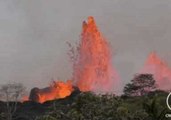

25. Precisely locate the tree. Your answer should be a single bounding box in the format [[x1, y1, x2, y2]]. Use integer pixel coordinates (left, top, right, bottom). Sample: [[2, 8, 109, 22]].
[[124, 74, 157, 96], [0, 82, 25, 120]]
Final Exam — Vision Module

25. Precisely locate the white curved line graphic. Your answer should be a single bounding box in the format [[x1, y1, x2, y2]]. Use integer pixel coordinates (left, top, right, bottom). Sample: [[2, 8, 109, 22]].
[[166, 92, 171, 110]]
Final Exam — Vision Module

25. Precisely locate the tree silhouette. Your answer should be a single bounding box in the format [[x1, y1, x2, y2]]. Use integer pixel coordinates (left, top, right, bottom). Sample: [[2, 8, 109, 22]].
[[124, 74, 157, 96], [0, 83, 25, 120]]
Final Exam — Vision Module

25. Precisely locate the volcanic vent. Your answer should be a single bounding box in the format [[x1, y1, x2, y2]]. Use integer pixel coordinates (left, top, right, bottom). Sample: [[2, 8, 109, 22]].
[[29, 80, 73, 103]]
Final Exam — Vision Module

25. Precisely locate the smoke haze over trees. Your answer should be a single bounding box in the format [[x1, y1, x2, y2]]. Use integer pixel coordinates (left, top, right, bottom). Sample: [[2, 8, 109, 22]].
[[0, 0, 171, 89]]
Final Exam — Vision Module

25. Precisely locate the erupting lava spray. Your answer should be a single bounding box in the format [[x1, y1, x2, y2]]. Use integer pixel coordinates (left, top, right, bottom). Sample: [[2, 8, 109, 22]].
[[140, 52, 171, 91], [72, 16, 120, 94], [28, 16, 121, 103]]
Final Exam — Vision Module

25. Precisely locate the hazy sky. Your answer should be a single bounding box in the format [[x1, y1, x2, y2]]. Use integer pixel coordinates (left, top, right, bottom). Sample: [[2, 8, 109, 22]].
[[0, 0, 171, 90]]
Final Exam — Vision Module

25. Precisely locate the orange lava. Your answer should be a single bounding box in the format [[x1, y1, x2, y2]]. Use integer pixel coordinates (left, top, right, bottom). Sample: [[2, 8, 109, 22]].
[[34, 80, 73, 103], [25, 16, 120, 103], [141, 52, 171, 91], [73, 16, 120, 94], [21, 96, 29, 102]]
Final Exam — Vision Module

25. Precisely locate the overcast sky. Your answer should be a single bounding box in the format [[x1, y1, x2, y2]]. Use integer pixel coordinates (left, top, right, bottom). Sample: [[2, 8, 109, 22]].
[[0, 0, 171, 90]]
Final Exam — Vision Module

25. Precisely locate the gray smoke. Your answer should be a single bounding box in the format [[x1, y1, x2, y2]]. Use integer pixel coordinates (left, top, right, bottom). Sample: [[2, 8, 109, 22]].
[[0, 0, 171, 90]]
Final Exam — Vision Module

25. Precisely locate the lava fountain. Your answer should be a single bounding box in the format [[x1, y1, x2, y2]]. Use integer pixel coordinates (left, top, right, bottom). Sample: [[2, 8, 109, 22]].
[[140, 52, 171, 91], [28, 16, 120, 103], [72, 16, 120, 94]]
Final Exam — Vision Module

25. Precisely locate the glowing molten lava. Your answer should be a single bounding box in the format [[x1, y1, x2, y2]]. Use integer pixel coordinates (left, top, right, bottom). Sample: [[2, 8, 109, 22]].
[[27, 16, 120, 103], [73, 16, 120, 94], [140, 52, 171, 91], [29, 80, 73, 103], [21, 96, 29, 102]]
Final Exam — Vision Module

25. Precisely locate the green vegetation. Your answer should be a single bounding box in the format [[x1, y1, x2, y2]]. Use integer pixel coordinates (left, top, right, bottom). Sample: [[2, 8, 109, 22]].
[[0, 74, 170, 120], [35, 91, 169, 120], [35, 74, 169, 120]]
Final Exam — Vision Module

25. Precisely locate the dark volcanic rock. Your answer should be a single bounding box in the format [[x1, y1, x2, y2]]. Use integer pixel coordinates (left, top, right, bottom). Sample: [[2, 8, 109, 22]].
[[29, 87, 54, 102], [29, 87, 41, 102]]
